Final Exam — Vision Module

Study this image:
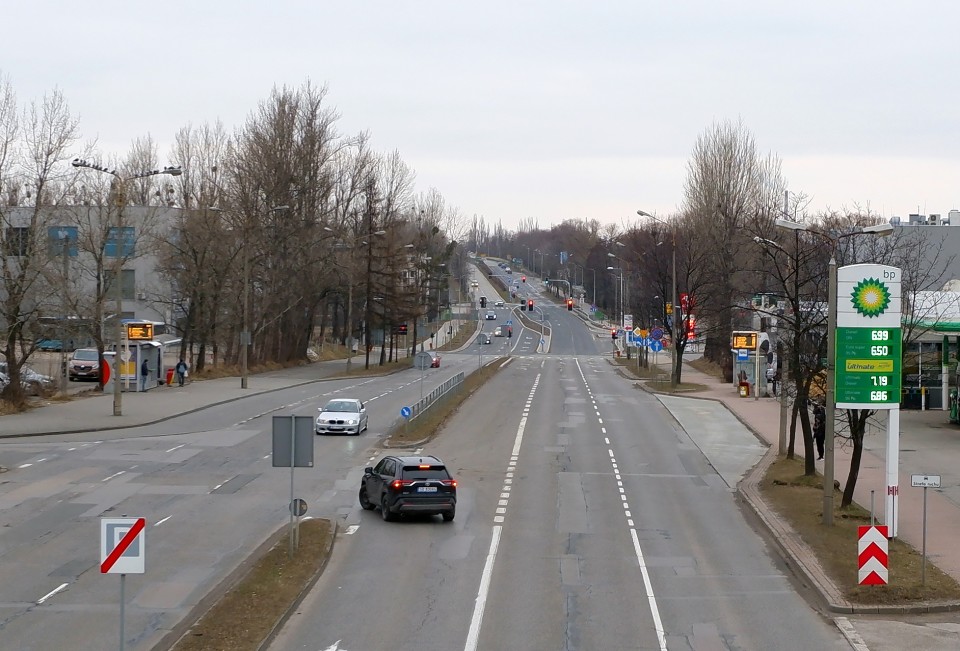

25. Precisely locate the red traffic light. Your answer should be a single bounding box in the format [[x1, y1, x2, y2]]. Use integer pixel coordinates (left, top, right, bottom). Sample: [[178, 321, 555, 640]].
[[567, 299, 574, 311], [527, 300, 534, 310], [521, 276, 526, 283]]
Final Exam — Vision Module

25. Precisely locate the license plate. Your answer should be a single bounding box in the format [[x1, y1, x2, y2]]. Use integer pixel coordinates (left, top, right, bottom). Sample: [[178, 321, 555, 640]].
[[417, 486, 437, 493]]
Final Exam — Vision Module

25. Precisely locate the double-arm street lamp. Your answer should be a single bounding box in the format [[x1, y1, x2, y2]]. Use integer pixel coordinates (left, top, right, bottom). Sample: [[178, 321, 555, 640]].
[[775, 217, 893, 526], [606, 265, 623, 328], [72, 159, 182, 416], [638, 210, 678, 389]]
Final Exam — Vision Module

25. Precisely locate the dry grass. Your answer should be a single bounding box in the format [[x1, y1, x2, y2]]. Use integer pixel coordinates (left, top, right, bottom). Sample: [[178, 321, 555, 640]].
[[688, 355, 725, 379], [760, 456, 960, 604], [170, 519, 334, 651], [610, 356, 709, 393], [388, 358, 508, 446]]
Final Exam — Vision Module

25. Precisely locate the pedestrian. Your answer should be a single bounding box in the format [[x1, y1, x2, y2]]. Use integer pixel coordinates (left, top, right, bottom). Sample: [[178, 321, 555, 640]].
[[140, 357, 149, 392], [175, 359, 188, 387], [766, 365, 777, 397], [813, 402, 825, 460]]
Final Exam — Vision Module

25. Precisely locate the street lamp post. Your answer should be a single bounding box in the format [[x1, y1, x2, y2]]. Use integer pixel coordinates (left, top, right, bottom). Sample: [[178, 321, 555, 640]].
[[72, 159, 182, 416], [775, 217, 893, 525], [639, 210, 678, 389], [606, 266, 623, 328]]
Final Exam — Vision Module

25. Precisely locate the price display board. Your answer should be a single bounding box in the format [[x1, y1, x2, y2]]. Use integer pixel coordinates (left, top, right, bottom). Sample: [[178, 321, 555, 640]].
[[836, 264, 901, 409], [126, 323, 154, 340], [730, 331, 758, 351]]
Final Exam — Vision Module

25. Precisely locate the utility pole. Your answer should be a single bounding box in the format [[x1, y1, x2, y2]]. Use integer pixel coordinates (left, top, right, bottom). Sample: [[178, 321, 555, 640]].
[[60, 233, 70, 395]]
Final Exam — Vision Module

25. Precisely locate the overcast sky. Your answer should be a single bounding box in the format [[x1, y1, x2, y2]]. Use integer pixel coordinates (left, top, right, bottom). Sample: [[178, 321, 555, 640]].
[[6, 1, 959, 230]]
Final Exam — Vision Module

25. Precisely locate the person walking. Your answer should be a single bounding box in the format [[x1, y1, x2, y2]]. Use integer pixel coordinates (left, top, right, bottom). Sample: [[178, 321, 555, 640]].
[[765, 365, 777, 397], [140, 357, 149, 392], [813, 402, 826, 460], [175, 359, 188, 387]]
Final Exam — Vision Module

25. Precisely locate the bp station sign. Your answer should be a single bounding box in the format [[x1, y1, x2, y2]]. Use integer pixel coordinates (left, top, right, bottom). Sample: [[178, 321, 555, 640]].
[[836, 264, 901, 409]]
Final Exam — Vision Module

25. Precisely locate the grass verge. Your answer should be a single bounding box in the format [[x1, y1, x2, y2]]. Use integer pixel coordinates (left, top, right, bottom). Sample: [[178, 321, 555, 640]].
[[387, 357, 509, 447], [759, 456, 960, 605], [168, 518, 334, 651]]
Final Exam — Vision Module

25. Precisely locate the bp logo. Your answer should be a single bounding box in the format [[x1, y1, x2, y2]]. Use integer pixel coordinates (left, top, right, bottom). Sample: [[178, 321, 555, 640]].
[[850, 278, 891, 318]]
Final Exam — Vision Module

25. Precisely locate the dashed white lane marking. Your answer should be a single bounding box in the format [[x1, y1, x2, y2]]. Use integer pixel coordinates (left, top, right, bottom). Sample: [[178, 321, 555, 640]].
[[166, 444, 185, 453], [575, 358, 667, 651], [102, 471, 125, 482], [37, 582, 69, 604], [464, 373, 540, 651], [154, 515, 172, 526]]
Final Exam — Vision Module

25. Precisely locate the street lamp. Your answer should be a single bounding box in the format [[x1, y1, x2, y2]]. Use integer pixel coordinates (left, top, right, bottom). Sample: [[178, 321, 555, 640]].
[[754, 235, 792, 455], [71, 158, 182, 416], [606, 266, 623, 328], [639, 209, 678, 389], [775, 217, 893, 526]]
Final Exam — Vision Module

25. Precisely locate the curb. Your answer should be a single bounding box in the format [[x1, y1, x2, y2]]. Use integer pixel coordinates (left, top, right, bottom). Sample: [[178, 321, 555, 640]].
[[627, 364, 960, 615]]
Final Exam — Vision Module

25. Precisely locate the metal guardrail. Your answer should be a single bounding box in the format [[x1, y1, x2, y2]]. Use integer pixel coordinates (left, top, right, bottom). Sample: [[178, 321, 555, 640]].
[[408, 372, 465, 421]]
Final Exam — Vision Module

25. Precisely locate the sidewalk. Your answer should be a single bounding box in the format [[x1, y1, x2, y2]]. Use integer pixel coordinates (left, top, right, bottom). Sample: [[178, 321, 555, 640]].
[[655, 354, 960, 612], [0, 317, 469, 441]]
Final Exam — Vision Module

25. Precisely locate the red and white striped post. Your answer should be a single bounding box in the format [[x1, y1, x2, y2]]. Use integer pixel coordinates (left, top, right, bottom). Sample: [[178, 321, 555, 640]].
[[858, 525, 889, 585]]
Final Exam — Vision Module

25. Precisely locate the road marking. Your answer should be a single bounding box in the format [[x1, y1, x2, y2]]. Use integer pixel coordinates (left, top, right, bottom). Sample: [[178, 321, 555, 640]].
[[344, 525, 359, 535], [464, 525, 502, 651], [155, 516, 172, 526], [37, 582, 69, 604], [102, 471, 125, 482], [166, 444, 185, 453], [630, 529, 668, 650], [18, 463, 32, 468]]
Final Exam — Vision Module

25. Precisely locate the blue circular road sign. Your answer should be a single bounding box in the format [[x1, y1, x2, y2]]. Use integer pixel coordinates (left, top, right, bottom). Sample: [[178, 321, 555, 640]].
[[650, 340, 664, 352], [400, 406, 412, 419], [650, 327, 664, 341]]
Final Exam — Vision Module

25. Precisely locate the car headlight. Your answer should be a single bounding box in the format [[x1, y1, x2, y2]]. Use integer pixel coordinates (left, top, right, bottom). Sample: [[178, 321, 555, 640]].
[[347, 419, 358, 425], [317, 417, 328, 424]]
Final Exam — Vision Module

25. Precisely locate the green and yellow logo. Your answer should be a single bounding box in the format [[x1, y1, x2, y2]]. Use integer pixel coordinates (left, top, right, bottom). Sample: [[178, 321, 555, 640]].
[[850, 278, 891, 318]]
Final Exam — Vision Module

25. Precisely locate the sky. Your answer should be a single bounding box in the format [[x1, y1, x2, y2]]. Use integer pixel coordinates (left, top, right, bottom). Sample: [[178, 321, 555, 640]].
[[5, 1, 960, 231]]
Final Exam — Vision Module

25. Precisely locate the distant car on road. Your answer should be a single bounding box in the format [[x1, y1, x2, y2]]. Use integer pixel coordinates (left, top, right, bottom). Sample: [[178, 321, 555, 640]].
[[494, 326, 503, 337], [68, 348, 101, 381], [428, 351, 441, 367], [316, 398, 368, 435], [485, 310, 497, 320], [494, 300, 504, 307], [478, 333, 492, 345], [359, 454, 457, 522]]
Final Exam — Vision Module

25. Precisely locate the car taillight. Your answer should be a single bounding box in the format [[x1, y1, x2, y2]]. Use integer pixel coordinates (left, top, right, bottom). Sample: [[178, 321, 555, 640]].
[[390, 479, 413, 490], [441, 479, 458, 488]]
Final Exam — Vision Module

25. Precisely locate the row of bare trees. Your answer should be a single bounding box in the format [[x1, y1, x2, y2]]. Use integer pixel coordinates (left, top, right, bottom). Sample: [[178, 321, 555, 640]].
[[0, 77, 470, 405], [477, 119, 955, 505]]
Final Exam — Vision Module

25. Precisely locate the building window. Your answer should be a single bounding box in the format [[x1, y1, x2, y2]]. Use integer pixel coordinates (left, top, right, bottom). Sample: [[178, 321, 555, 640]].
[[105, 226, 135, 257], [4, 227, 30, 257], [105, 269, 136, 300], [47, 226, 79, 257]]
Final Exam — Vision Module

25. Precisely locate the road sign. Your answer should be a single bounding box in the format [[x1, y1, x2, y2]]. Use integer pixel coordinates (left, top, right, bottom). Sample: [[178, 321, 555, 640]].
[[639, 328, 649, 338], [650, 327, 664, 341], [633, 327, 643, 337], [650, 340, 663, 353], [400, 406, 412, 419], [857, 525, 888, 585], [120, 350, 131, 362], [638, 337, 649, 348], [911, 474, 941, 488], [737, 349, 749, 361], [731, 331, 758, 350], [290, 498, 308, 516], [100, 517, 146, 574], [271, 416, 314, 468]]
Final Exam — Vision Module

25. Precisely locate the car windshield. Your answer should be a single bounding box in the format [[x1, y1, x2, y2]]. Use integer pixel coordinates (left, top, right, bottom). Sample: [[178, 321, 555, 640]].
[[324, 400, 358, 413], [402, 466, 449, 480], [74, 350, 98, 361]]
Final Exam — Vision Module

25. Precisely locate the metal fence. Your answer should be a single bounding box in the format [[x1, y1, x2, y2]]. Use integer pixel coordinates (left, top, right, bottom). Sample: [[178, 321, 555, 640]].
[[386, 371, 466, 441]]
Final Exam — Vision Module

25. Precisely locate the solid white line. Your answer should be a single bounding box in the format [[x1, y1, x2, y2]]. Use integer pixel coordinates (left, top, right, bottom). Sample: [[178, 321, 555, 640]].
[[464, 525, 503, 651], [166, 444, 185, 453], [18, 463, 32, 469], [154, 515, 172, 526], [630, 528, 668, 650], [37, 582, 69, 604], [834, 617, 871, 651], [102, 471, 125, 482]]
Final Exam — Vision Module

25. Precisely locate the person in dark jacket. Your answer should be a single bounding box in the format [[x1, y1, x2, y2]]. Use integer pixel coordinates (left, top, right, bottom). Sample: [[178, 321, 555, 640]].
[[175, 359, 188, 387], [813, 402, 826, 460], [140, 358, 149, 391]]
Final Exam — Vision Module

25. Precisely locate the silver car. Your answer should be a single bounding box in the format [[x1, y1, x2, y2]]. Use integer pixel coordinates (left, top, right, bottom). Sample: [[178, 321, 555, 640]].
[[316, 398, 368, 435]]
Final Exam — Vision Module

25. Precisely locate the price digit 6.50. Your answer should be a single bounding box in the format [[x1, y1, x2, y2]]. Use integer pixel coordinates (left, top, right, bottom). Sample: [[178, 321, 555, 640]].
[[870, 345, 889, 356]]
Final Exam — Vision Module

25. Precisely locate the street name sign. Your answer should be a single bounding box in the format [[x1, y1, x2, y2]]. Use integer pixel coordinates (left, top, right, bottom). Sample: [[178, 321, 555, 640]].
[[911, 474, 941, 488]]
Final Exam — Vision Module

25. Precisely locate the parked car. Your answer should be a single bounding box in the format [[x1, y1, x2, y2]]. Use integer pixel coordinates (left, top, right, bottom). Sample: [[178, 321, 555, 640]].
[[69, 348, 101, 381], [315, 398, 368, 435], [359, 454, 457, 522], [36, 338, 65, 352], [0, 362, 54, 395]]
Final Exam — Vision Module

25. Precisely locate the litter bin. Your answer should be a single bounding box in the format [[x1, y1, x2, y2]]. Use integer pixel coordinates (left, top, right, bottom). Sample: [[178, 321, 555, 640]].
[[165, 368, 175, 386], [738, 382, 750, 398]]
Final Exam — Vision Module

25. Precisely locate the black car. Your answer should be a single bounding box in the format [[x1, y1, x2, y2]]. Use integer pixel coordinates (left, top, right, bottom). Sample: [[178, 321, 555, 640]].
[[359, 455, 457, 522]]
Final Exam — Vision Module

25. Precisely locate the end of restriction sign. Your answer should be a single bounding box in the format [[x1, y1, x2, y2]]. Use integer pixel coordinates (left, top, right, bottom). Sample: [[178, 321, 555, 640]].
[[100, 517, 146, 574]]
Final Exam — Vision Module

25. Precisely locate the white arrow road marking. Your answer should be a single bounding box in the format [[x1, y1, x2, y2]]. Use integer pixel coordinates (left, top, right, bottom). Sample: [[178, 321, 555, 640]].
[[37, 583, 69, 604], [344, 525, 359, 535], [321, 641, 345, 651]]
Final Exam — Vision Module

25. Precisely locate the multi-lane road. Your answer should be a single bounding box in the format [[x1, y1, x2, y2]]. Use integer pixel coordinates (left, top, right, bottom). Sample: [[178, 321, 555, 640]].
[[0, 260, 940, 650]]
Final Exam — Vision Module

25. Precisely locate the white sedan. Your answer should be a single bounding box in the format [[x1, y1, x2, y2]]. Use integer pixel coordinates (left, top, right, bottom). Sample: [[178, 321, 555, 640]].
[[316, 398, 368, 435], [494, 300, 505, 307]]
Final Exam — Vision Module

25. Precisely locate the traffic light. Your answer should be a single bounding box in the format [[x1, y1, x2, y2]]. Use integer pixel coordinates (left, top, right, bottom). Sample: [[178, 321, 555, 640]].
[[611, 329, 618, 339], [521, 276, 526, 283], [520, 301, 525, 311], [527, 299, 534, 311], [566, 298, 574, 311]]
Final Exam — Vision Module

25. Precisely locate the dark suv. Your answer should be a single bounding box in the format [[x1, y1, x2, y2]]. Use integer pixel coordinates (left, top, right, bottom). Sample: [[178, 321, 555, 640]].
[[359, 455, 457, 522]]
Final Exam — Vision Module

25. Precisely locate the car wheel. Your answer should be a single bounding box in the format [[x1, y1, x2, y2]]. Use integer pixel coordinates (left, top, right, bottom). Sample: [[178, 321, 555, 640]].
[[442, 508, 455, 522], [358, 485, 375, 510], [380, 495, 395, 522]]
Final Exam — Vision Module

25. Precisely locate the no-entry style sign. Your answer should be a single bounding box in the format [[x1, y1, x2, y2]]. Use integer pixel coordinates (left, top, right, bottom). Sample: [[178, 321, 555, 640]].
[[858, 525, 888, 585], [100, 517, 146, 574]]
